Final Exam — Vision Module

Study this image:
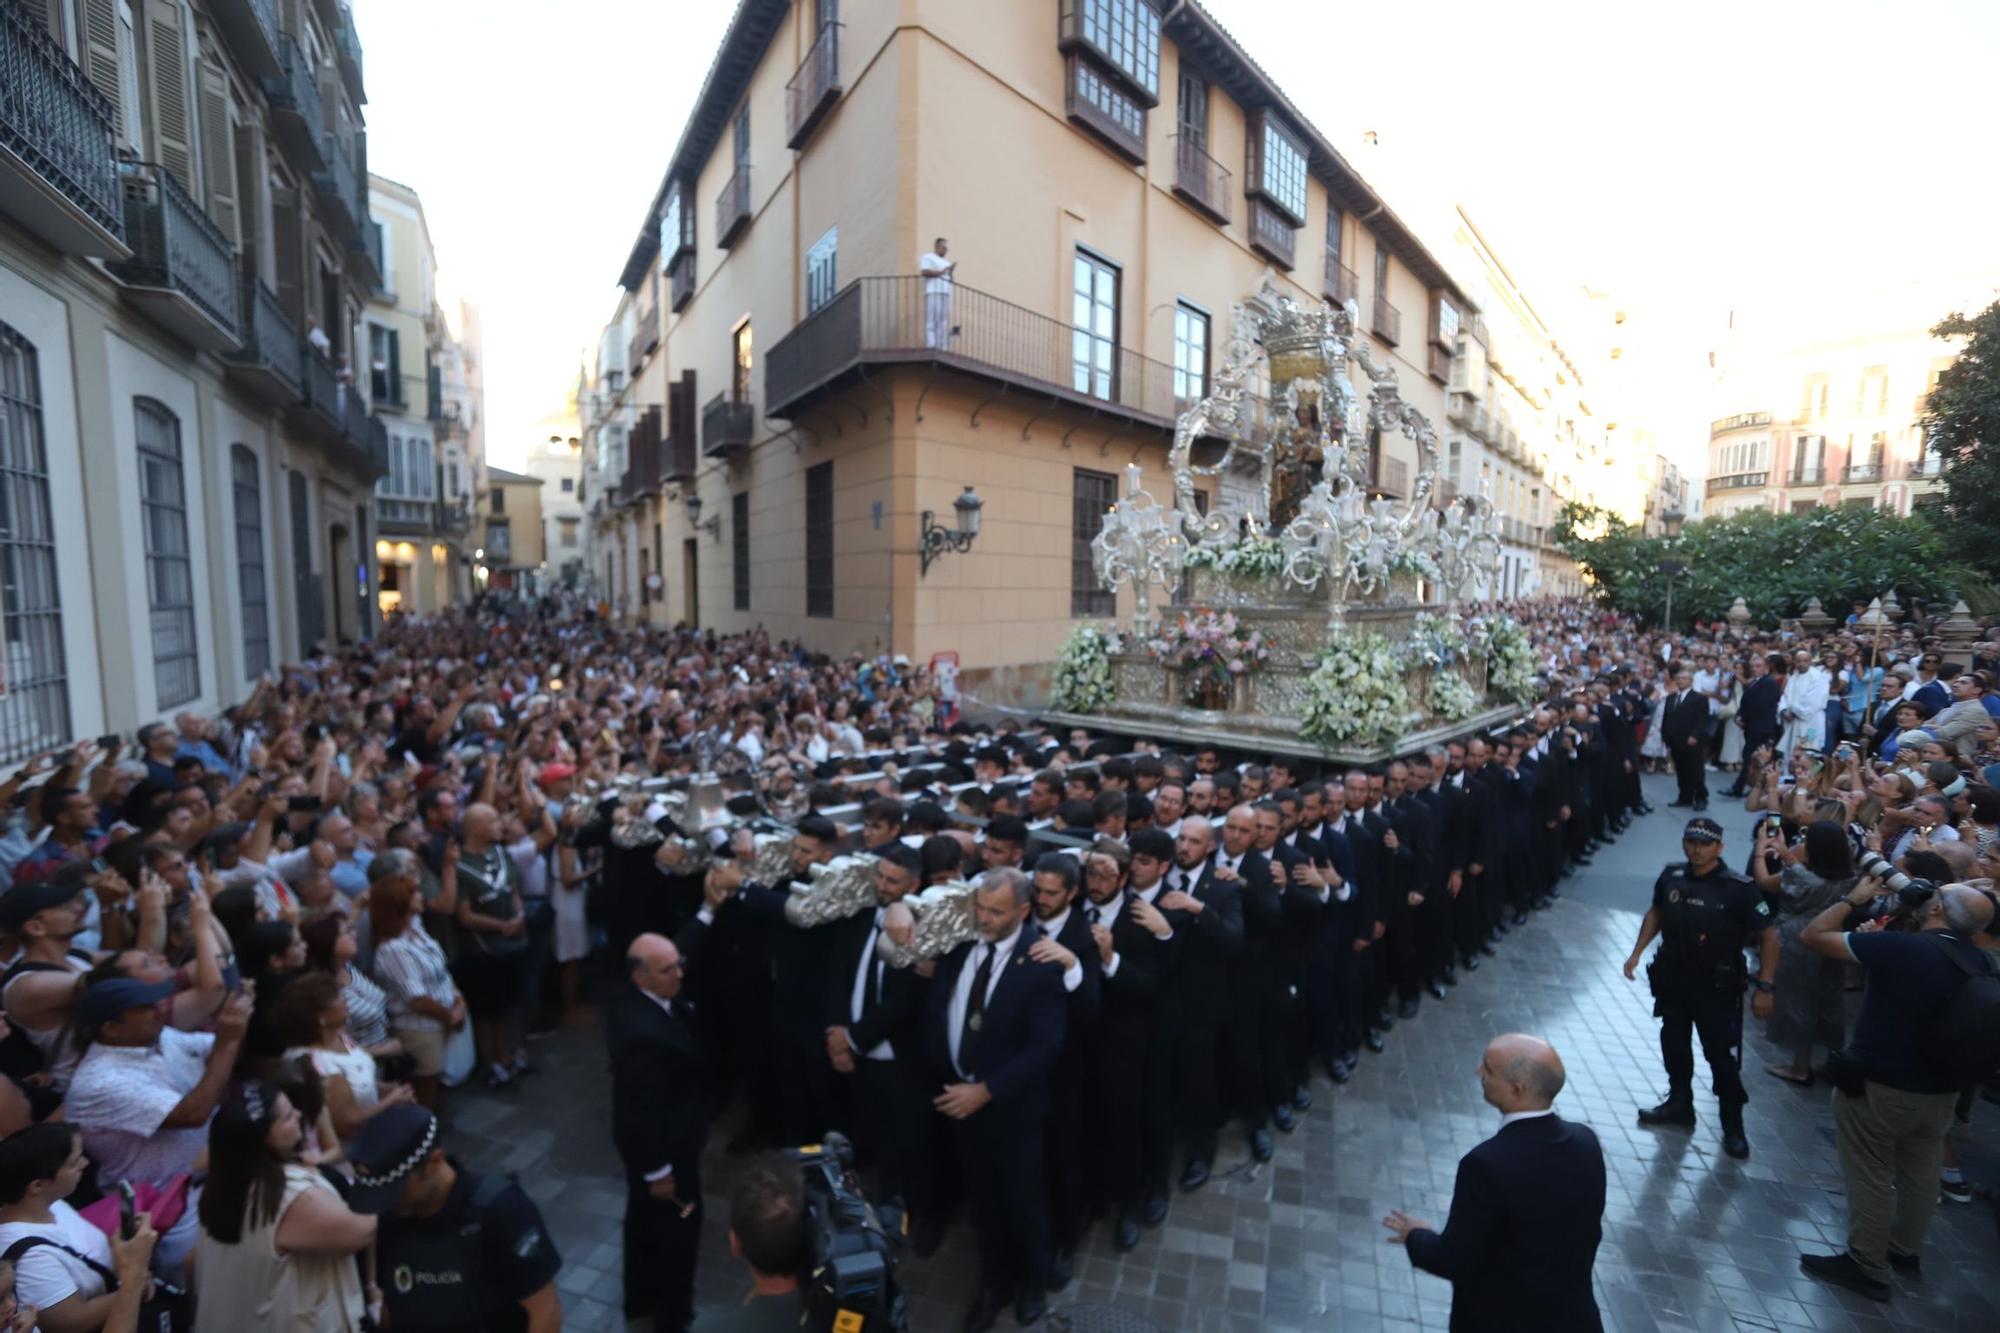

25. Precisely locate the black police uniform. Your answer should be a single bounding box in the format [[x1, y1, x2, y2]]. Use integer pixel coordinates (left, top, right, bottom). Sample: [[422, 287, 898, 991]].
[[1644, 860, 1772, 1115], [375, 1163, 562, 1333]]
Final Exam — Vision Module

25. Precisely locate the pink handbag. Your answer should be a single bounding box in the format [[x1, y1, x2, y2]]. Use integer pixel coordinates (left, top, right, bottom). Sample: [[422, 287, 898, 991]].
[[78, 1174, 193, 1238]]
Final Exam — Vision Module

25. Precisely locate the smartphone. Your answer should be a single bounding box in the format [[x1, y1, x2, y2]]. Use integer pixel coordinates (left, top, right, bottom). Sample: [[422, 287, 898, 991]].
[[287, 795, 323, 813], [51, 749, 76, 766], [97, 734, 120, 749], [1764, 814, 1783, 836], [117, 1180, 138, 1240], [90, 857, 109, 876]]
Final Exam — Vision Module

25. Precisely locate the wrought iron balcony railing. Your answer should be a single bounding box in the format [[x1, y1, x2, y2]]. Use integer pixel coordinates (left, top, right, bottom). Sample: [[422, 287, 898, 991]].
[[1426, 343, 1451, 383], [786, 22, 841, 148], [311, 134, 360, 238], [716, 166, 751, 248], [1842, 461, 1883, 482], [209, 0, 281, 79], [1705, 471, 1768, 493], [334, 4, 364, 102], [0, 4, 126, 255], [106, 162, 239, 349], [224, 272, 303, 403], [1322, 255, 1357, 306], [1169, 134, 1230, 224], [295, 342, 345, 440], [628, 299, 659, 371], [1372, 296, 1401, 346], [766, 275, 1183, 432], [1789, 465, 1823, 485], [669, 249, 695, 312], [263, 37, 323, 169], [702, 393, 754, 457], [1247, 198, 1295, 269]]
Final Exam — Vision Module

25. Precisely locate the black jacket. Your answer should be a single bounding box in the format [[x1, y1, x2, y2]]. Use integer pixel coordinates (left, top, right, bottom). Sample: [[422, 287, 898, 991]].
[[605, 917, 712, 1180], [1404, 1113, 1606, 1332], [1660, 689, 1712, 748], [924, 924, 1068, 1120], [822, 907, 929, 1061], [1738, 674, 1783, 740]]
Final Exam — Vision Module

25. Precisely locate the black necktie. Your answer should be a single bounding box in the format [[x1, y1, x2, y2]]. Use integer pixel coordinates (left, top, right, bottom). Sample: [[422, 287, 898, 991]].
[[1085, 903, 1101, 926], [960, 943, 993, 1074]]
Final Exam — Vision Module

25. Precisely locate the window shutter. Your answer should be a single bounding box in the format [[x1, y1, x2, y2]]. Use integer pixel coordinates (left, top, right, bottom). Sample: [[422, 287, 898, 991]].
[[197, 47, 238, 247], [80, 0, 124, 135], [20, 0, 62, 42], [272, 186, 303, 321], [143, 0, 194, 190]]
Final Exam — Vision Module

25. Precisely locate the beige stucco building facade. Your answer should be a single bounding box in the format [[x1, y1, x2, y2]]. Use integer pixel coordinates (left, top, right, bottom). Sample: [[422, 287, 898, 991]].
[[0, 0, 384, 749], [586, 0, 1487, 696], [480, 467, 546, 592]]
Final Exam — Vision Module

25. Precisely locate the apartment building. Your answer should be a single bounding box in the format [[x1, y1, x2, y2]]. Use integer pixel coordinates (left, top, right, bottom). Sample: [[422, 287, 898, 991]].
[[583, 0, 1480, 687], [1438, 209, 1629, 599], [0, 0, 384, 747], [1704, 325, 1954, 520], [480, 467, 544, 593], [519, 406, 584, 588], [366, 173, 480, 617]]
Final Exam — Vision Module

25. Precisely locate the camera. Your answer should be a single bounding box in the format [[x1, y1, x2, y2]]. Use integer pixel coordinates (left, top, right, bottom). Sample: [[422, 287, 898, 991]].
[[788, 1132, 908, 1332], [1855, 850, 1938, 927], [1855, 850, 1914, 896]]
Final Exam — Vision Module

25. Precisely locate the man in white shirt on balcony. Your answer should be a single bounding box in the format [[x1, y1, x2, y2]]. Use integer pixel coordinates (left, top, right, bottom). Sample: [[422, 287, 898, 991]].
[[920, 237, 956, 349]]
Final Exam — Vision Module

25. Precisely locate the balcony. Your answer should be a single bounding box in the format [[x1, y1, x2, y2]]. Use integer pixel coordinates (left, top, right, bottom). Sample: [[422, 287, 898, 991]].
[[662, 428, 696, 483], [106, 163, 239, 351], [786, 22, 841, 148], [290, 343, 346, 441], [1788, 466, 1824, 485], [702, 393, 754, 458], [628, 298, 659, 371], [0, 5, 127, 257], [1426, 343, 1451, 384], [1063, 54, 1146, 163], [1322, 255, 1357, 307], [1247, 198, 1295, 269], [375, 498, 439, 534], [263, 38, 323, 170], [1372, 296, 1401, 346], [715, 166, 751, 249], [1842, 461, 1883, 483], [1710, 411, 1771, 437], [766, 275, 1182, 434], [1058, 0, 1160, 107], [209, 0, 281, 80], [311, 135, 360, 239], [1705, 471, 1769, 493], [485, 525, 512, 563], [1169, 134, 1230, 224], [224, 274, 303, 405], [347, 209, 382, 291], [441, 499, 474, 534], [334, 4, 364, 103], [668, 249, 695, 312]]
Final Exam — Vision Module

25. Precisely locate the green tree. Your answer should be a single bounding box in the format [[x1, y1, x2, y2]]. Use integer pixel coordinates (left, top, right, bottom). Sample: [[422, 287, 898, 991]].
[[1551, 501, 1970, 626], [1925, 299, 2000, 576]]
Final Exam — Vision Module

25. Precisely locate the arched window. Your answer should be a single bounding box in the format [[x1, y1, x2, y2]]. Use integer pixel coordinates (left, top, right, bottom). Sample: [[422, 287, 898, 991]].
[[135, 397, 199, 706], [0, 322, 72, 760], [230, 445, 269, 678]]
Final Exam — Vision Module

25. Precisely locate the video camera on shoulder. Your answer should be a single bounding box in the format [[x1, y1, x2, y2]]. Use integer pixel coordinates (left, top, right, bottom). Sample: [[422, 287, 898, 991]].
[[787, 1132, 909, 1333]]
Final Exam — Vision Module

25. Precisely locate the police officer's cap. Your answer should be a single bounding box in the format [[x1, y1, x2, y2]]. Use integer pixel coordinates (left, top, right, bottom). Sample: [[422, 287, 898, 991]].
[[346, 1104, 441, 1213], [1682, 816, 1724, 845]]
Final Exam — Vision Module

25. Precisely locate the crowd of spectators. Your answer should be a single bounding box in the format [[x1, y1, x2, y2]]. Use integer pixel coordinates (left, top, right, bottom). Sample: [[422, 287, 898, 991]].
[[0, 591, 1991, 1328]]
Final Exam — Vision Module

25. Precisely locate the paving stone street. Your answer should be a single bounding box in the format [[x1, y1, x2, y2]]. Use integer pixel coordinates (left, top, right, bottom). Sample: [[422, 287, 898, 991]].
[[453, 774, 2000, 1331]]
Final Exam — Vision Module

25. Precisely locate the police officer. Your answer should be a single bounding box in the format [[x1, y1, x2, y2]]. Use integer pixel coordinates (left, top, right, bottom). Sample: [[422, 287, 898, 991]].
[[347, 1103, 564, 1332], [1621, 816, 1778, 1160]]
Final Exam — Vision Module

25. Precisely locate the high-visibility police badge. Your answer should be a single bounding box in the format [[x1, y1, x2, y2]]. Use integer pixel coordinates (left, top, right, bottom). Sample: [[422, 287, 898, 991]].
[[515, 1226, 544, 1260], [1667, 888, 1681, 904]]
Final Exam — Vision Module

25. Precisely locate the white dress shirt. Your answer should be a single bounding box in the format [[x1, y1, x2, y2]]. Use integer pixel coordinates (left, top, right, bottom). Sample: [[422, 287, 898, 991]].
[[1498, 1106, 1556, 1130], [946, 928, 1022, 1079]]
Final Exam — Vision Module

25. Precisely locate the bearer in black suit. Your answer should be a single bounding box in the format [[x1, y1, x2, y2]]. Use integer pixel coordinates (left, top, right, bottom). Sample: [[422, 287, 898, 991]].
[[1258, 798, 1333, 1124], [1660, 667, 1715, 810], [607, 875, 729, 1332], [1077, 835, 1176, 1250], [926, 870, 1073, 1331], [1725, 654, 1784, 797], [1156, 814, 1246, 1192], [1215, 804, 1283, 1165], [820, 845, 940, 1255], [1384, 1033, 1606, 1333], [1027, 851, 1100, 1287]]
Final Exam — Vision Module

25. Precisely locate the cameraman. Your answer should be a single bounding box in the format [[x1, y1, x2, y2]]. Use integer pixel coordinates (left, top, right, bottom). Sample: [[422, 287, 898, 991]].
[[698, 1156, 809, 1331], [1796, 879, 1997, 1301]]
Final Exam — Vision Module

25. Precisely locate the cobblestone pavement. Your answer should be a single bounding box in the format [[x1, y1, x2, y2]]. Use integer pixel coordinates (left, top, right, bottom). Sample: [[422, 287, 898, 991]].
[[452, 774, 2000, 1331]]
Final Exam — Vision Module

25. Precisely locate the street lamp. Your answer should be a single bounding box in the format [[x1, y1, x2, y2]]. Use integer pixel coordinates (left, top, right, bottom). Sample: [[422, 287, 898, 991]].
[[919, 486, 983, 576], [1659, 507, 1685, 633]]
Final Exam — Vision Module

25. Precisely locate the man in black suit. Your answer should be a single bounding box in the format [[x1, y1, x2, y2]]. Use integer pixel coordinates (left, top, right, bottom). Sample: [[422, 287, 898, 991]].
[[926, 870, 1072, 1331], [607, 877, 728, 1332], [1215, 804, 1283, 1164], [1384, 1034, 1606, 1332], [1027, 851, 1099, 1286], [1256, 798, 1331, 1127], [1303, 781, 1366, 1079], [1661, 667, 1715, 811], [1725, 653, 1784, 797], [734, 814, 843, 1143], [1157, 814, 1246, 1191], [820, 844, 940, 1255]]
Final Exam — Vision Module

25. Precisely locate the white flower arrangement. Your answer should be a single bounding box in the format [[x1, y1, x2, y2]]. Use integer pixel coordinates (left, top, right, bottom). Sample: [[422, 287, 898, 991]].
[[1402, 611, 1470, 671], [1183, 536, 1285, 580], [1051, 624, 1121, 713], [1301, 632, 1410, 749], [1388, 548, 1441, 581], [1427, 669, 1481, 722], [1476, 613, 1539, 703]]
